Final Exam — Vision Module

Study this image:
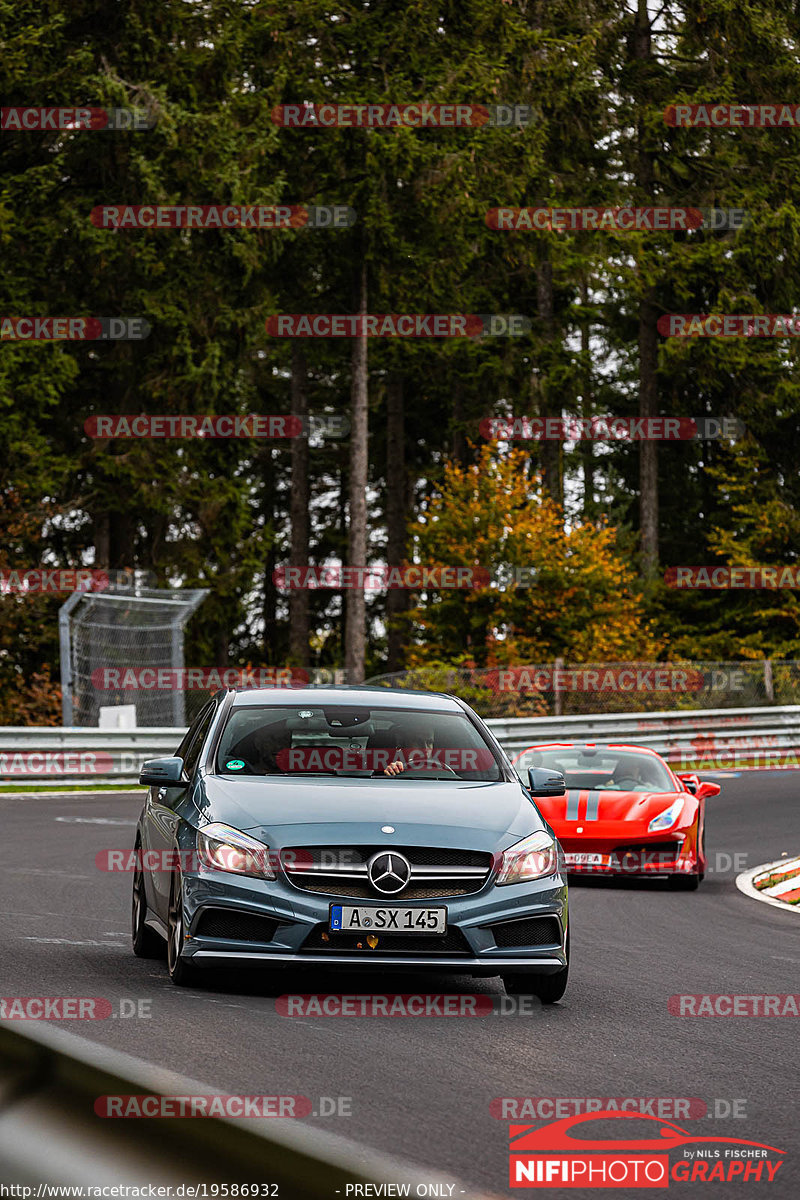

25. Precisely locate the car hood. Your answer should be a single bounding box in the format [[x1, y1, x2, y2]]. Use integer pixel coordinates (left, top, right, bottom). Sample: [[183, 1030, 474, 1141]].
[[538, 789, 684, 828], [191, 774, 543, 852]]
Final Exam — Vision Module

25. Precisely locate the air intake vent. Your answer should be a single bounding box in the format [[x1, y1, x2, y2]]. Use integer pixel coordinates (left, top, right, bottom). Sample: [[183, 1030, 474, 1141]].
[[194, 909, 280, 942], [491, 917, 561, 949]]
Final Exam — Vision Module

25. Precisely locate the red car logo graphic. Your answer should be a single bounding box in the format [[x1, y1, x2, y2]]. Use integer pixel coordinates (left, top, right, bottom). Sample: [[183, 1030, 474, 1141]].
[[511, 1110, 784, 1152], [509, 1111, 785, 1189]]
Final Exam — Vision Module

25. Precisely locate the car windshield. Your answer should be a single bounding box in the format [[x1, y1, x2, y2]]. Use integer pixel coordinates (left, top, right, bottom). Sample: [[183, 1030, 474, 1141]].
[[215, 704, 503, 781], [515, 747, 676, 793]]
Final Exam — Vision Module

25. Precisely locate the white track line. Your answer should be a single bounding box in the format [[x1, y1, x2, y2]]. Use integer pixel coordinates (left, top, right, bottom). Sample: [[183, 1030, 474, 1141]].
[[736, 857, 800, 915]]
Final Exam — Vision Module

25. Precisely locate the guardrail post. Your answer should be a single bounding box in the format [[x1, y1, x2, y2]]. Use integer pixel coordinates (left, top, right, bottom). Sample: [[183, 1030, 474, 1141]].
[[553, 657, 564, 716], [58, 591, 84, 726]]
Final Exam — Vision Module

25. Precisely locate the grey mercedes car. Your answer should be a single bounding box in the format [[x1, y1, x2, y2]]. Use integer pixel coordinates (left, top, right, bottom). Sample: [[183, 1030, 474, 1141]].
[[132, 687, 569, 1000]]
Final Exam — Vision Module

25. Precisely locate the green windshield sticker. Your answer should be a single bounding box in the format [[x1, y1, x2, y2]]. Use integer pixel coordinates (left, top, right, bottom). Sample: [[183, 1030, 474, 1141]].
[[226, 759, 245, 770]]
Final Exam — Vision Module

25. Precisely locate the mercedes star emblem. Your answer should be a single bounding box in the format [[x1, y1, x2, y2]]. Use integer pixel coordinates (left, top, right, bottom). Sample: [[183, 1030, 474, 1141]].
[[367, 851, 411, 895]]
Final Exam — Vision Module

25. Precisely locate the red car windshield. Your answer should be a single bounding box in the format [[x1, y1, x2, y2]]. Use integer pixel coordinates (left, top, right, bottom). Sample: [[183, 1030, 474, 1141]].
[[516, 747, 676, 793]]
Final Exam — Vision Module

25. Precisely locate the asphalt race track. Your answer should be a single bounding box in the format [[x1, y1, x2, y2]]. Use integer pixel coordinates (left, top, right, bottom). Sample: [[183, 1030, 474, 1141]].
[[2, 770, 798, 1197]]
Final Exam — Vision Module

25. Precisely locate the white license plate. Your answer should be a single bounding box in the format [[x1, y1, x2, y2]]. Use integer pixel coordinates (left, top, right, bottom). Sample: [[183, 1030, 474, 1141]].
[[564, 852, 608, 866], [329, 905, 447, 934]]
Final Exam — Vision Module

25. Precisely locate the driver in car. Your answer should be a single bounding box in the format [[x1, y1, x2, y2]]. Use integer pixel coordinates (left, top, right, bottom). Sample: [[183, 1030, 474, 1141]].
[[232, 722, 289, 774], [383, 725, 437, 776], [612, 757, 662, 791]]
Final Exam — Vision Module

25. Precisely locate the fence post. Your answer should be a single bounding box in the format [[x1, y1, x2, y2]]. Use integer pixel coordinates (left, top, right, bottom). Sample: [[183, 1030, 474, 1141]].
[[764, 659, 774, 703], [553, 657, 564, 716]]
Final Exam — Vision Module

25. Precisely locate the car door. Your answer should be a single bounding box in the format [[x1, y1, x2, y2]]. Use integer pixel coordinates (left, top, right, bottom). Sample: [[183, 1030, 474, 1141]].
[[144, 700, 217, 918]]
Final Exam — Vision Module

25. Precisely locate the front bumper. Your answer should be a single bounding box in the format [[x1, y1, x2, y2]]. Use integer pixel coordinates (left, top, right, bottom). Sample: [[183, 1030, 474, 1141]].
[[557, 825, 700, 877], [178, 868, 568, 976]]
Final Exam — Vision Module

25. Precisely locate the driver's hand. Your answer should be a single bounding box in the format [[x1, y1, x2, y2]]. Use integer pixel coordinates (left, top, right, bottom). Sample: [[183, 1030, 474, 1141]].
[[383, 760, 405, 776]]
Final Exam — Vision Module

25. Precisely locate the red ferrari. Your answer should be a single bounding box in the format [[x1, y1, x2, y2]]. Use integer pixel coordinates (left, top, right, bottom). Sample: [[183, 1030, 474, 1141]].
[[512, 742, 720, 889]]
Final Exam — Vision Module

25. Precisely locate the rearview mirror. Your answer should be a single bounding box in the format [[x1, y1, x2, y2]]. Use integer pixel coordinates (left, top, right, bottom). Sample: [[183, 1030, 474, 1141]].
[[139, 756, 188, 788], [527, 767, 567, 797], [676, 773, 699, 794]]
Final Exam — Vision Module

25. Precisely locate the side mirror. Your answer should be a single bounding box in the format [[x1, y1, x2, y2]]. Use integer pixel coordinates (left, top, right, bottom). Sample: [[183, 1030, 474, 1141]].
[[676, 773, 699, 794], [139, 756, 188, 788], [527, 767, 567, 797], [695, 780, 721, 800]]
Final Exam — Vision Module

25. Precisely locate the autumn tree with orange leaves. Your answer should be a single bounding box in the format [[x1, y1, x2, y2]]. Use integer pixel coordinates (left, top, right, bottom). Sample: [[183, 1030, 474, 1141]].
[[404, 447, 664, 668]]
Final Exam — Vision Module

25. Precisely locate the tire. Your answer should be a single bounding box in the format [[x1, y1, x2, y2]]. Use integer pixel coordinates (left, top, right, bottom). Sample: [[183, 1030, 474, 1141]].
[[132, 850, 164, 958], [167, 872, 197, 986], [502, 928, 569, 1005], [669, 825, 703, 890], [668, 870, 700, 891]]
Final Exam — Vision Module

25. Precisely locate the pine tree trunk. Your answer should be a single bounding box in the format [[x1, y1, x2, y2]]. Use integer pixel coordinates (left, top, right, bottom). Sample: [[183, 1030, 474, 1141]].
[[536, 244, 562, 507], [345, 262, 368, 682], [261, 447, 277, 661], [451, 374, 467, 466], [386, 371, 407, 672], [638, 292, 659, 578], [633, 0, 659, 578], [580, 278, 595, 522], [289, 340, 310, 664]]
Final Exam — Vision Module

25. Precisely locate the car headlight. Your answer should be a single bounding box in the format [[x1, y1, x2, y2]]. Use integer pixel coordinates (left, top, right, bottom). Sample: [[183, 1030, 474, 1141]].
[[496, 830, 559, 885], [197, 822, 276, 879], [648, 798, 684, 832]]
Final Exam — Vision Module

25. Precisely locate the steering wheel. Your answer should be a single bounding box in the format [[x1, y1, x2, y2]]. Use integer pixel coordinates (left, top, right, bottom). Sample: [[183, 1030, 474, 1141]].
[[378, 762, 459, 779], [612, 775, 642, 791]]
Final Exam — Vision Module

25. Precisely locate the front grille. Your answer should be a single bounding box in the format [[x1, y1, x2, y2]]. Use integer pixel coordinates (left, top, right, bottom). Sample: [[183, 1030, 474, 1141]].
[[612, 841, 683, 868], [297, 881, 473, 899], [490, 916, 561, 949], [401, 847, 489, 867], [194, 909, 281, 943], [301, 924, 473, 956], [284, 844, 493, 899]]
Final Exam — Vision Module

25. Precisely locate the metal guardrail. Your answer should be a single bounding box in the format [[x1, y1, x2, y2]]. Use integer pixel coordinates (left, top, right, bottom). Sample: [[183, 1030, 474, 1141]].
[[0, 726, 182, 784], [0, 1020, 491, 1194], [2, 705, 800, 783], [489, 705, 800, 770]]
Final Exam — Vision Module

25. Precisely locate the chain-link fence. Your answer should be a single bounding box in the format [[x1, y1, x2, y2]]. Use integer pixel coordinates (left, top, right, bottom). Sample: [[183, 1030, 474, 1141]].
[[59, 576, 208, 727], [364, 661, 800, 720]]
